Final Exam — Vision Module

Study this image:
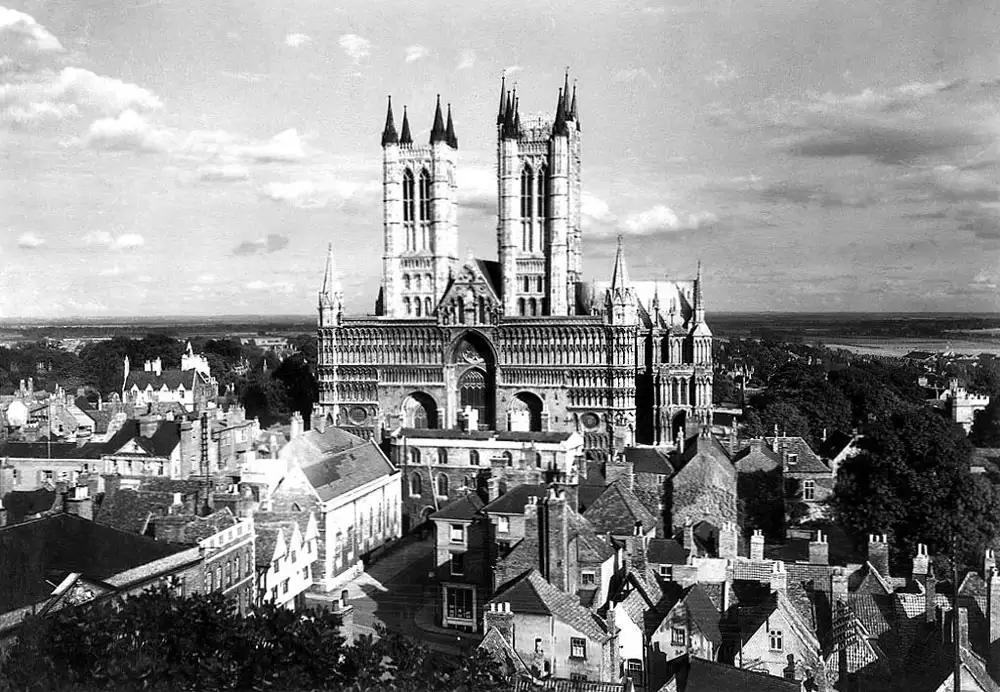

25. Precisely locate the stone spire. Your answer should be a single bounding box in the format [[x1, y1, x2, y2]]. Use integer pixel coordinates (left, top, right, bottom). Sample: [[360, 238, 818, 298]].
[[430, 94, 447, 144], [445, 103, 458, 148], [570, 81, 579, 128], [694, 260, 705, 323], [380, 95, 398, 146], [501, 90, 516, 140], [562, 69, 571, 113], [320, 243, 341, 297], [513, 96, 521, 137], [553, 87, 569, 136], [399, 106, 412, 145], [497, 72, 507, 126], [610, 235, 631, 293], [318, 243, 344, 327]]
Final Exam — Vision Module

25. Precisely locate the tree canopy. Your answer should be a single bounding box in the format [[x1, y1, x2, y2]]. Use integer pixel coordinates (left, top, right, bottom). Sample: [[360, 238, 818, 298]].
[[0, 588, 507, 692], [832, 407, 1000, 570]]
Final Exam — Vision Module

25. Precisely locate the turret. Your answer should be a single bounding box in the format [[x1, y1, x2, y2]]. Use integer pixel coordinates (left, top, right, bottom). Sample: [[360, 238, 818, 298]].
[[606, 236, 637, 326], [381, 96, 398, 146], [445, 104, 458, 149], [429, 94, 447, 145], [553, 86, 569, 137], [496, 72, 507, 127], [399, 106, 413, 145]]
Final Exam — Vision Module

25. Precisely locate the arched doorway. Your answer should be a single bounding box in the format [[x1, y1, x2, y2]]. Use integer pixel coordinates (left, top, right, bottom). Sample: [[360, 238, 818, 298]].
[[402, 392, 438, 429], [671, 410, 687, 444], [452, 331, 496, 429], [509, 392, 543, 432]]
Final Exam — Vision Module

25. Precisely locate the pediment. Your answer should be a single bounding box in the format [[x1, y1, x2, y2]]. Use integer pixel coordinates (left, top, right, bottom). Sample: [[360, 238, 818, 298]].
[[437, 260, 501, 327]]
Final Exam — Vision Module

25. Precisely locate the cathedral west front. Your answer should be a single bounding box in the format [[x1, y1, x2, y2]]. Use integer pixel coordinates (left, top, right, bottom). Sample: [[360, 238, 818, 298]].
[[316, 73, 713, 463]]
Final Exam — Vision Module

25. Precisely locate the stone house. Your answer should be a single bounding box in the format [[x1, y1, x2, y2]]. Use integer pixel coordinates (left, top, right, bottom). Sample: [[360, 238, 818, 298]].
[[430, 493, 488, 630]]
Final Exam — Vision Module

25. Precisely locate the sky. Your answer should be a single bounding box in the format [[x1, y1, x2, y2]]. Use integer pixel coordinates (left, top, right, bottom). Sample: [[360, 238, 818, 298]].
[[0, 0, 998, 318]]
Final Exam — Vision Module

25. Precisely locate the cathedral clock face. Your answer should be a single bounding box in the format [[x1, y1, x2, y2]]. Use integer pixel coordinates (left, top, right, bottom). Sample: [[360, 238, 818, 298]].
[[580, 412, 600, 430], [349, 406, 368, 424]]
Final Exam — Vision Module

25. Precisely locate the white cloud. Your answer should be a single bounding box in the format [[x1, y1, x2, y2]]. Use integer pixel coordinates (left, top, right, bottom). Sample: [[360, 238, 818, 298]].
[[246, 279, 296, 293], [195, 273, 218, 284], [504, 65, 522, 75], [339, 34, 370, 64], [246, 280, 269, 290], [17, 232, 43, 248], [285, 33, 312, 48], [457, 50, 476, 70], [612, 68, 655, 86], [0, 8, 64, 55], [705, 60, 737, 86], [619, 205, 718, 236], [260, 177, 372, 209], [84, 109, 171, 152], [98, 266, 122, 276], [405, 45, 428, 63], [197, 163, 250, 182], [582, 194, 614, 225], [218, 71, 268, 83], [232, 128, 306, 162], [83, 231, 146, 250]]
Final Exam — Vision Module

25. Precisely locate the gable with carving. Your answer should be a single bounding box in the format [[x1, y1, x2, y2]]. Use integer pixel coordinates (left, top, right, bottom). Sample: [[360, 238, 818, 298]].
[[437, 260, 502, 326]]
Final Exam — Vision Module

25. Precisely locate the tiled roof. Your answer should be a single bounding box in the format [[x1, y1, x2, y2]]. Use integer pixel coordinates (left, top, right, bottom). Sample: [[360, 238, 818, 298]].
[[0, 441, 104, 460], [483, 484, 548, 515], [682, 584, 722, 645], [568, 510, 615, 563], [667, 655, 801, 692], [624, 447, 676, 475], [733, 442, 781, 473], [431, 492, 484, 521], [95, 488, 174, 535], [478, 626, 529, 677], [647, 538, 689, 565], [104, 419, 181, 457], [500, 536, 540, 581], [490, 569, 609, 642], [582, 481, 658, 536], [124, 369, 199, 392], [2, 489, 57, 524], [765, 436, 830, 475], [288, 428, 396, 501], [817, 430, 856, 460], [674, 435, 736, 481], [0, 513, 189, 613], [255, 525, 289, 567], [178, 508, 238, 543], [394, 428, 573, 444]]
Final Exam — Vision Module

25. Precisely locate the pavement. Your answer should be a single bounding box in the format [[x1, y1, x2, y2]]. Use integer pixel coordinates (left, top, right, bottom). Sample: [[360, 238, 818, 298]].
[[343, 533, 482, 656]]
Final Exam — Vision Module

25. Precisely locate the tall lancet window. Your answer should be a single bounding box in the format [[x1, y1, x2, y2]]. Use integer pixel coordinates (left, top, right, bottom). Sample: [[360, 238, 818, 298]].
[[403, 169, 416, 251], [537, 164, 548, 253], [418, 169, 432, 251], [520, 165, 534, 251]]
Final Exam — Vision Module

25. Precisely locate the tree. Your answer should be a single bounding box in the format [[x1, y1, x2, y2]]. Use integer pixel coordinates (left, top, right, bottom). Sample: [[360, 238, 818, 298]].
[[833, 407, 1000, 570], [273, 354, 319, 421], [970, 397, 1000, 447], [0, 588, 507, 692]]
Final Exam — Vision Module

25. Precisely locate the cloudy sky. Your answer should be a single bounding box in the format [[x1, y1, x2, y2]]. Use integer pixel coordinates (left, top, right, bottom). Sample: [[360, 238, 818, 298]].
[[0, 0, 998, 318]]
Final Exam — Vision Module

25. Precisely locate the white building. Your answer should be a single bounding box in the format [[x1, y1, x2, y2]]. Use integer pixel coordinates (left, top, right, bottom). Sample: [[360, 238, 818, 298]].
[[254, 512, 320, 609]]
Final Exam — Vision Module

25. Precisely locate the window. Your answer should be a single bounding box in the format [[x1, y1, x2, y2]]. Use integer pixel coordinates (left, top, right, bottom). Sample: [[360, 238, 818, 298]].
[[11, 469, 18, 484], [570, 673, 587, 682], [438, 448, 448, 465], [403, 169, 415, 250], [672, 627, 686, 646], [534, 638, 543, 653], [302, 566, 310, 580], [523, 276, 531, 293], [497, 516, 510, 534], [282, 579, 290, 594], [271, 586, 278, 601], [290, 551, 297, 564], [425, 297, 432, 315], [502, 451, 513, 467], [450, 524, 465, 544], [235, 555, 241, 579], [570, 637, 586, 659], [535, 452, 543, 468], [518, 298, 525, 316], [802, 479, 815, 501], [437, 474, 449, 497], [520, 166, 534, 219], [537, 164, 548, 219], [659, 565, 672, 579], [403, 297, 411, 315], [469, 450, 480, 465], [273, 558, 281, 573], [404, 274, 411, 290], [581, 571, 595, 586], [446, 587, 474, 621], [415, 299, 422, 317], [769, 629, 783, 651], [626, 660, 644, 687], [42, 470, 53, 481], [450, 553, 465, 576], [410, 448, 421, 465], [409, 473, 422, 496], [419, 169, 431, 223]]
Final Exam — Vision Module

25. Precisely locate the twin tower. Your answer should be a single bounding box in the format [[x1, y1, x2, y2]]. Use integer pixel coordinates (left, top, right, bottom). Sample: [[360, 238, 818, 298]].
[[376, 73, 583, 319]]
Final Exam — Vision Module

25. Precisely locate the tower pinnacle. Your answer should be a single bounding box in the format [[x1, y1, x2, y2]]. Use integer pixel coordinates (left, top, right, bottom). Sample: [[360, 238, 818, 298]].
[[320, 243, 341, 297], [497, 72, 507, 125], [694, 260, 705, 322], [381, 95, 398, 146], [553, 87, 569, 136], [610, 235, 631, 292], [399, 106, 412, 145], [430, 94, 447, 144], [445, 103, 458, 148]]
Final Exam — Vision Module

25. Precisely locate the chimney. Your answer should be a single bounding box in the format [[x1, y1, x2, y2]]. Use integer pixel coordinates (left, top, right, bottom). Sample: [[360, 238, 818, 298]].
[[831, 568, 849, 626], [310, 404, 326, 434], [809, 530, 829, 565], [682, 521, 695, 552], [913, 543, 930, 580], [770, 560, 787, 593], [986, 549, 997, 578], [718, 521, 738, 560], [607, 604, 621, 679], [925, 565, 937, 624], [64, 485, 93, 521], [524, 495, 539, 545], [290, 412, 304, 439], [728, 426, 738, 456], [866, 534, 890, 578], [958, 607, 970, 651], [484, 602, 515, 646], [628, 522, 648, 574], [139, 415, 160, 439], [750, 529, 765, 561], [540, 488, 571, 592], [987, 568, 1000, 682]]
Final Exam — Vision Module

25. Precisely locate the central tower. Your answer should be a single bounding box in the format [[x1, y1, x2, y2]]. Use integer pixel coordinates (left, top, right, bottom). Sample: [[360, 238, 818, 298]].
[[379, 96, 459, 318], [496, 73, 582, 317]]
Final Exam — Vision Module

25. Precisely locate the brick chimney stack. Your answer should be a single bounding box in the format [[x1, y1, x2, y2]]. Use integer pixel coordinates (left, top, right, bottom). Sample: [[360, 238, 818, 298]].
[[986, 549, 997, 578], [628, 521, 648, 574], [290, 412, 304, 439], [913, 543, 930, 581], [682, 521, 695, 552], [718, 521, 738, 560], [540, 488, 571, 593], [605, 453, 634, 490], [484, 602, 515, 646], [750, 529, 765, 561], [64, 485, 93, 521], [866, 534, 890, 578], [770, 560, 787, 593], [809, 530, 829, 565]]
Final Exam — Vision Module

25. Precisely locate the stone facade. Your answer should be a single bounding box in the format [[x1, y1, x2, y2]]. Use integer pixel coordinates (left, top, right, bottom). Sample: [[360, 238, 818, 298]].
[[316, 75, 713, 466]]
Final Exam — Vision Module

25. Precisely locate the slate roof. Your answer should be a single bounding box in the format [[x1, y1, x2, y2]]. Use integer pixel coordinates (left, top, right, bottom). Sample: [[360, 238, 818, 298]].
[[478, 626, 529, 677], [95, 488, 175, 535], [817, 430, 857, 460], [0, 513, 189, 613], [255, 525, 288, 567], [3, 489, 57, 524], [104, 419, 181, 457], [568, 510, 615, 563], [483, 484, 548, 515], [624, 447, 676, 475], [287, 427, 397, 501], [680, 584, 722, 645], [395, 428, 573, 444], [733, 441, 781, 473], [490, 569, 610, 642], [765, 436, 831, 475], [431, 492, 485, 521], [582, 481, 658, 536], [646, 538, 689, 565], [178, 508, 238, 543], [674, 435, 736, 480], [0, 441, 103, 460], [83, 409, 113, 434], [124, 369, 199, 392], [666, 655, 801, 692]]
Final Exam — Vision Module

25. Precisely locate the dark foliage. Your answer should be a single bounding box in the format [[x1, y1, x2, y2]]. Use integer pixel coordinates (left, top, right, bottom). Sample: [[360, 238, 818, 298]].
[[737, 469, 785, 539]]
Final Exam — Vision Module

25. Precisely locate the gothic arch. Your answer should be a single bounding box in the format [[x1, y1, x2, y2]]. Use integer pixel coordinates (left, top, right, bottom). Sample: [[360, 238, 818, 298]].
[[401, 392, 438, 429], [509, 391, 544, 432]]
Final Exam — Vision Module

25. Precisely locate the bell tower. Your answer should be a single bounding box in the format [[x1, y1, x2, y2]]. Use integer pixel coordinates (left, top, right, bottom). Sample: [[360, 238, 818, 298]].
[[496, 72, 582, 318], [379, 95, 459, 318]]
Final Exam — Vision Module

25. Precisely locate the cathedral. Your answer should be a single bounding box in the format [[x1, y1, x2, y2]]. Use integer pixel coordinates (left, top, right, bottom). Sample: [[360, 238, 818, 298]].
[[316, 74, 713, 463]]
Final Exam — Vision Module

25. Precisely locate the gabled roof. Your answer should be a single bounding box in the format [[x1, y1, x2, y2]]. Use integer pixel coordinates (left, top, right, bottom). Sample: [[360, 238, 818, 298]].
[[765, 436, 830, 475], [255, 524, 292, 567], [674, 435, 736, 482], [284, 427, 397, 501], [125, 369, 200, 392], [176, 507, 239, 543], [816, 430, 857, 460], [438, 258, 502, 307], [483, 484, 548, 515], [733, 441, 781, 473], [431, 492, 484, 521], [95, 488, 176, 535], [104, 419, 181, 458], [624, 447, 676, 475], [490, 569, 610, 642], [665, 655, 801, 692], [478, 626, 529, 677], [647, 538, 689, 565], [680, 584, 722, 645], [582, 481, 658, 536], [568, 509, 615, 563]]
